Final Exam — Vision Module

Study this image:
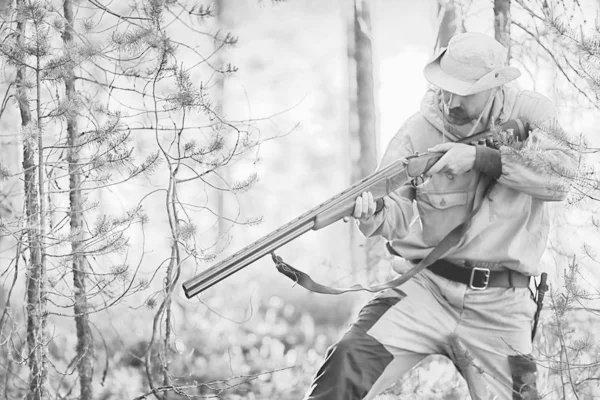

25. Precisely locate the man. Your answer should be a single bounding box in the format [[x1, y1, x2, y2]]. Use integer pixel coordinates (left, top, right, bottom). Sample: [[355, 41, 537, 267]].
[[304, 32, 576, 400]]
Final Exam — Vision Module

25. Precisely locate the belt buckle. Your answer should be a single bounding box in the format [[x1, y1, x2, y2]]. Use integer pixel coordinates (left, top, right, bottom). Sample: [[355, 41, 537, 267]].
[[469, 267, 490, 290]]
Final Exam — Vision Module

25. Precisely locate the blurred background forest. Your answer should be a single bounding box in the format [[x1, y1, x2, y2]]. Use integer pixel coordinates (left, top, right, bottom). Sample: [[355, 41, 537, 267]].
[[0, 0, 599, 399]]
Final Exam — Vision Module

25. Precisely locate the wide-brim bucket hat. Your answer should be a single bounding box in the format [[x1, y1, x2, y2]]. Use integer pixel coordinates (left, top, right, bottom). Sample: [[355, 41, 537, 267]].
[[424, 32, 521, 96]]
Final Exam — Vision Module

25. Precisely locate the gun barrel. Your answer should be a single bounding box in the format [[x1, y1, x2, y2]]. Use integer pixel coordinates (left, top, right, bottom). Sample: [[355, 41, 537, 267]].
[[182, 157, 412, 298], [182, 219, 315, 298]]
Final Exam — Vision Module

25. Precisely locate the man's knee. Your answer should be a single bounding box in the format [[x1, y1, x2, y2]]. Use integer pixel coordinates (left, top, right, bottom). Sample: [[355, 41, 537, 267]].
[[305, 328, 393, 400], [305, 293, 407, 399], [323, 327, 393, 382]]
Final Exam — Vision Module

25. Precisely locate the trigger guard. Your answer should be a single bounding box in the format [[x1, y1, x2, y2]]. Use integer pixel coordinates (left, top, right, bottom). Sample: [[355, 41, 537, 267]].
[[411, 175, 430, 188]]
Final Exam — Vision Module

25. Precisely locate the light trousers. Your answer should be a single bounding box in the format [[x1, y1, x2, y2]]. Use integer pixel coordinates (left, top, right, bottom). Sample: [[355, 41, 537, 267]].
[[304, 268, 538, 400]]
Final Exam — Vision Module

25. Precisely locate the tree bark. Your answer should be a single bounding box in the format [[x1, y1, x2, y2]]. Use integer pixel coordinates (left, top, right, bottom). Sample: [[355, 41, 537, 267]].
[[17, 0, 49, 397], [494, 0, 511, 61], [436, 0, 460, 50], [353, 0, 377, 181], [63, 0, 94, 398], [348, 0, 378, 275]]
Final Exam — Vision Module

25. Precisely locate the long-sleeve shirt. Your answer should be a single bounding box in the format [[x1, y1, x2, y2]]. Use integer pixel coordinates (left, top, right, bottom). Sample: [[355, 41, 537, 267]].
[[358, 86, 577, 276]]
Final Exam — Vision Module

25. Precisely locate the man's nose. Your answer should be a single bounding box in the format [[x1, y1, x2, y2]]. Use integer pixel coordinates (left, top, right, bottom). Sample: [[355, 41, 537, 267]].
[[448, 94, 462, 108]]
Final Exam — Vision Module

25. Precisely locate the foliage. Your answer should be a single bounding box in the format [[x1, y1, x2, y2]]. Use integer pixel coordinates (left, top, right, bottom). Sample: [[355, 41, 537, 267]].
[[534, 257, 600, 398], [0, 0, 598, 399], [0, 0, 275, 398], [508, 2, 600, 399]]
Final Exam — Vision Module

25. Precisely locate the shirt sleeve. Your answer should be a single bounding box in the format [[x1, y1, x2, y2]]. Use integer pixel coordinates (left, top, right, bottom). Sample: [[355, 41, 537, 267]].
[[497, 93, 577, 201], [357, 121, 417, 240]]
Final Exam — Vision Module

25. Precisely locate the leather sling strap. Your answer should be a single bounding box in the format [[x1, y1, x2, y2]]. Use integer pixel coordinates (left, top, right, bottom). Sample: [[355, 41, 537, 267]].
[[273, 180, 496, 295]]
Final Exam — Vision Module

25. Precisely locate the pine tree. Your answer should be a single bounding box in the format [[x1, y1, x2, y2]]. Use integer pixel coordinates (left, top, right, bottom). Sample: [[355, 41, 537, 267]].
[[0, 0, 266, 398], [509, 1, 600, 398]]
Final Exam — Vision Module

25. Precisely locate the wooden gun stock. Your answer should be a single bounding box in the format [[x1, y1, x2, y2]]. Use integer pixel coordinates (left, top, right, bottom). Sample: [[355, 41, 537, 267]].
[[182, 119, 529, 298]]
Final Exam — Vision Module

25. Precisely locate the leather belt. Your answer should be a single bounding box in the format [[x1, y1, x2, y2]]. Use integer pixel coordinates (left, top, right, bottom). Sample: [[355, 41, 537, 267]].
[[422, 259, 530, 290]]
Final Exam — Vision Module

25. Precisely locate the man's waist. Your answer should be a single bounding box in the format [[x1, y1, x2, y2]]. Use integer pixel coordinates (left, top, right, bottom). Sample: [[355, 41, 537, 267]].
[[412, 258, 530, 290]]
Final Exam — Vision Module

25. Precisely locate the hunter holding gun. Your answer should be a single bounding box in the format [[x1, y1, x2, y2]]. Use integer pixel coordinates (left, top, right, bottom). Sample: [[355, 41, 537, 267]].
[[304, 32, 575, 399]]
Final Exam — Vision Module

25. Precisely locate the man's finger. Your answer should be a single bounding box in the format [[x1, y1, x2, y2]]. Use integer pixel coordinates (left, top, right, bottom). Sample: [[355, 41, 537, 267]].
[[428, 143, 455, 153], [367, 192, 375, 216], [426, 153, 448, 175], [361, 192, 370, 216]]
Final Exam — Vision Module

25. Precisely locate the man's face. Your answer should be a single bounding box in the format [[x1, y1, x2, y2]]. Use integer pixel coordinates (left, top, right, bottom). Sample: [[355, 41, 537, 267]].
[[441, 88, 494, 126]]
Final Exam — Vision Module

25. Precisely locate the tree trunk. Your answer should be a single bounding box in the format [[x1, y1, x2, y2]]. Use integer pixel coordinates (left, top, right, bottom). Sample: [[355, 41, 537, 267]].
[[494, 0, 511, 61], [63, 0, 94, 398], [17, 0, 49, 397], [348, 0, 378, 276], [0, 0, 9, 13], [436, 0, 460, 50], [353, 0, 377, 180]]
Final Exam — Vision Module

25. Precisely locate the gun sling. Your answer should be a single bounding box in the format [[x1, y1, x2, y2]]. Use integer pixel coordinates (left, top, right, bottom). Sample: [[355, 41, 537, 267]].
[[273, 181, 497, 295]]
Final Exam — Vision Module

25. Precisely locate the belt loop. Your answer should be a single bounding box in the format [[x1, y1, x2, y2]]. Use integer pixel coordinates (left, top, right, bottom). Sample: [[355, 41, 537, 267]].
[[508, 270, 513, 287]]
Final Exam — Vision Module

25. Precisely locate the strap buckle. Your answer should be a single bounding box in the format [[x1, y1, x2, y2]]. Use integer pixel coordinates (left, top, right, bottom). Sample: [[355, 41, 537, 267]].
[[469, 267, 490, 290]]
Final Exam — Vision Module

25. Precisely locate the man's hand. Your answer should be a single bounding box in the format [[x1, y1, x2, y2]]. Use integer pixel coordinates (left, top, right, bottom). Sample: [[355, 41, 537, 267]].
[[343, 191, 376, 223], [427, 143, 476, 176]]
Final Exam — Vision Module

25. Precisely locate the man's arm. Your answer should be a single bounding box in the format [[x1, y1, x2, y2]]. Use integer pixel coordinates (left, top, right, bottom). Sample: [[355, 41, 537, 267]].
[[485, 94, 576, 201], [495, 124, 576, 201], [353, 121, 417, 240], [429, 94, 576, 201]]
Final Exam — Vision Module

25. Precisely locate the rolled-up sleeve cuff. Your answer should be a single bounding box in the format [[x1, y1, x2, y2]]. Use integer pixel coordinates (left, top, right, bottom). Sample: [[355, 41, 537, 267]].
[[474, 145, 502, 179], [375, 198, 385, 214]]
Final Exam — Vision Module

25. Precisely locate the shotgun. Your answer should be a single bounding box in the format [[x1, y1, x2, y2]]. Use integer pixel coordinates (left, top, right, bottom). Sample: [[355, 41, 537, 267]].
[[183, 119, 529, 298]]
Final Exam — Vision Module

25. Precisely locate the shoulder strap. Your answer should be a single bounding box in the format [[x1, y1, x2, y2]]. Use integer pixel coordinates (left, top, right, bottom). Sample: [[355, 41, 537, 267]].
[[273, 181, 495, 295]]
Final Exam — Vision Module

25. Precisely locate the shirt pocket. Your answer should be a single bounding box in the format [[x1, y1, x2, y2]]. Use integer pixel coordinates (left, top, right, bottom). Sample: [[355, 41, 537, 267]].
[[416, 190, 470, 246]]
